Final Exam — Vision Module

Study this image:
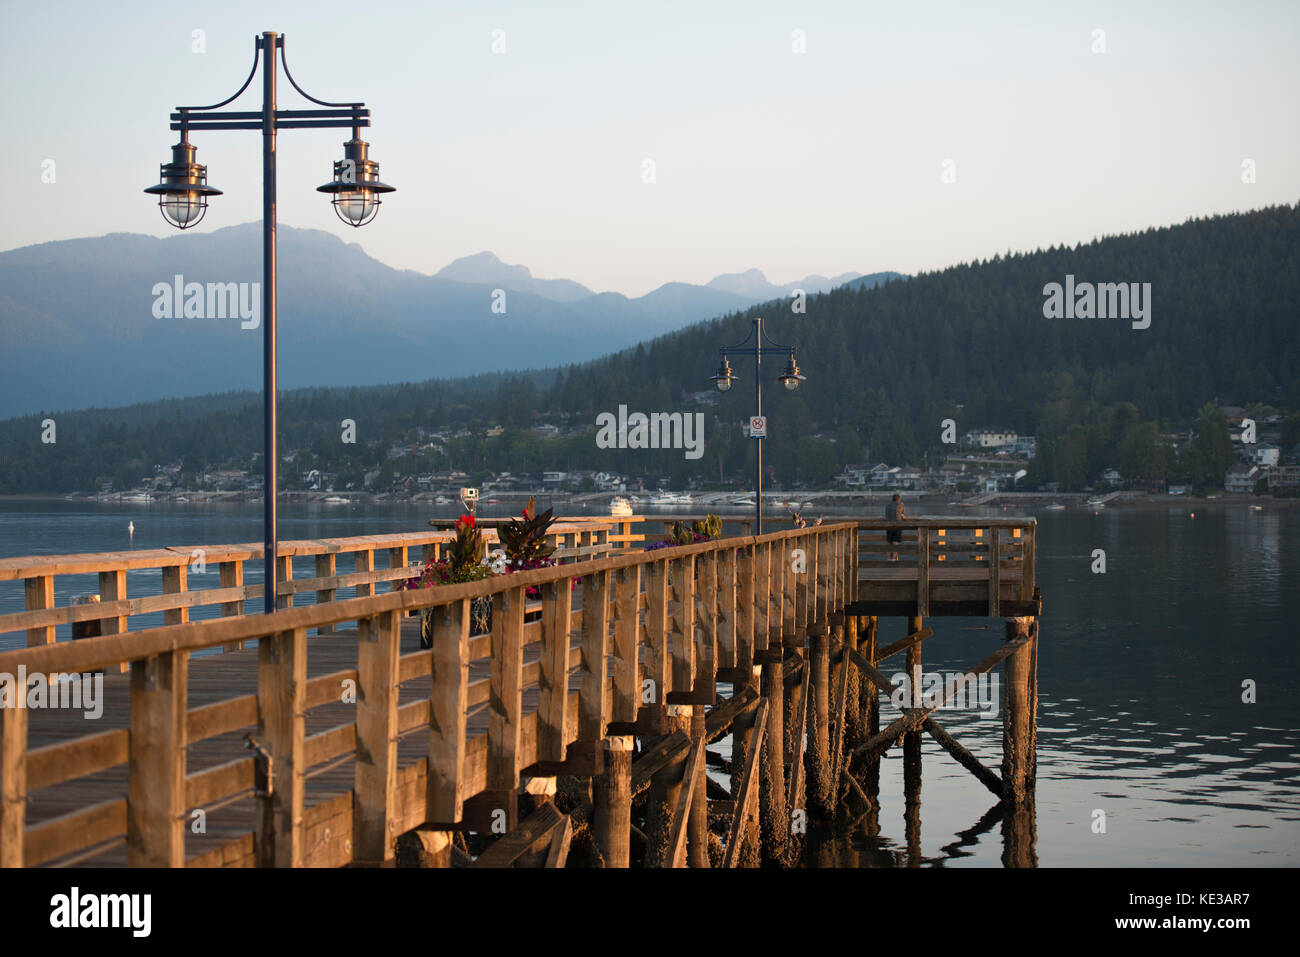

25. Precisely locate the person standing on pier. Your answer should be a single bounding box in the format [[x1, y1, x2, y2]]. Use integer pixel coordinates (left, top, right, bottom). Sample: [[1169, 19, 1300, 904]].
[[885, 493, 905, 561]]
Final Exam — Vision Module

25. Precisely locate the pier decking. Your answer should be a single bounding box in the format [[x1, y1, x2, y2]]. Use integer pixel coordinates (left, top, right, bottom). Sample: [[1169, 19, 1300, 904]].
[[0, 517, 1040, 868]]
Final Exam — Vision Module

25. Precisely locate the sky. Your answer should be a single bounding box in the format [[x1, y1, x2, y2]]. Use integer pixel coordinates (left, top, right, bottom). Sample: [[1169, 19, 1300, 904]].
[[1, 0, 1297, 297]]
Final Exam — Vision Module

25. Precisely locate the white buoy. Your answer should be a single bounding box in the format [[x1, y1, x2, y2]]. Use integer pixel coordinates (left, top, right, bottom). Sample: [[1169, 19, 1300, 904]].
[[128, 521, 135, 538]]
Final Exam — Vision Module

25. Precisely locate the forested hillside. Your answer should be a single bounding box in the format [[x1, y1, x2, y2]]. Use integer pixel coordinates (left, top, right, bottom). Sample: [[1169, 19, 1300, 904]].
[[2, 204, 1296, 493]]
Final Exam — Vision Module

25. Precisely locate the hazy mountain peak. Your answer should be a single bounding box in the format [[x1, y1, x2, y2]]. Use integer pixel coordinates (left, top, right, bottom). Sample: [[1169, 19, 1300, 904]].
[[435, 251, 533, 283]]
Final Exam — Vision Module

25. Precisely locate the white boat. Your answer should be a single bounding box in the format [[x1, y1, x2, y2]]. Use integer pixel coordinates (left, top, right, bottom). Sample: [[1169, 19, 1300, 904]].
[[1044, 503, 1066, 511], [123, 492, 154, 503], [324, 496, 349, 504], [649, 492, 683, 506], [609, 496, 633, 517], [435, 496, 452, 505], [1249, 504, 1263, 511], [731, 498, 756, 507]]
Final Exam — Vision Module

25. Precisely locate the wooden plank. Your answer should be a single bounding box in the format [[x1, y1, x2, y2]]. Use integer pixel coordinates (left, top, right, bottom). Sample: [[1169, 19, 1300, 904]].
[[922, 717, 1003, 796], [612, 564, 641, 724], [488, 587, 526, 826], [470, 800, 562, 868], [723, 697, 767, 868], [0, 701, 25, 867], [545, 813, 572, 868], [354, 610, 401, 864], [25, 798, 126, 868], [27, 728, 129, 791], [185, 756, 255, 809], [257, 627, 306, 867], [161, 564, 188, 626], [187, 694, 257, 744], [127, 649, 188, 867], [784, 535, 800, 644], [538, 582, 571, 763], [644, 558, 669, 708], [24, 575, 54, 646], [873, 626, 934, 664], [664, 733, 707, 868], [316, 553, 337, 634], [579, 571, 610, 740]]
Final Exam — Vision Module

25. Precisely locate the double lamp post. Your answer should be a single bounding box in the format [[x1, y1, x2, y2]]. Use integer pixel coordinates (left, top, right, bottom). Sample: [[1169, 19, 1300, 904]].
[[145, 31, 395, 614]]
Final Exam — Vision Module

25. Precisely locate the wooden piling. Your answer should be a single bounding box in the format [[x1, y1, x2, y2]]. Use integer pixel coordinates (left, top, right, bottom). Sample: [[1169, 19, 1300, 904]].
[[644, 707, 691, 867], [903, 615, 923, 776], [687, 707, 709, 867], [808, 626, 832, 821], [860, 615, 880, 798], [593, 736, 633, 867], [759, 655, 787, 865], [1002, 616, 1036, 804]]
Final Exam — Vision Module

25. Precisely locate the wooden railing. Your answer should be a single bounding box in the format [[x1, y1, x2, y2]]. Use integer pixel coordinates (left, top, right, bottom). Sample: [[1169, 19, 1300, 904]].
[[0, 522, 858, 868], [854, 518, 1037, 617], [0, 521, 618, 651]]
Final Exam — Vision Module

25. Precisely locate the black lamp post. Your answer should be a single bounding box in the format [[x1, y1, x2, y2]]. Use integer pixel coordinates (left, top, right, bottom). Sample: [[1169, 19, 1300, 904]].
[[146, 32, 395, 614], [711, 316, 806, 534]]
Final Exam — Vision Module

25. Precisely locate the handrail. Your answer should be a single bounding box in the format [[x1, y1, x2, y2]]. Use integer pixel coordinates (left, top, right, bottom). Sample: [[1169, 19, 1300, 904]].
[[0, 523, 856, 675]]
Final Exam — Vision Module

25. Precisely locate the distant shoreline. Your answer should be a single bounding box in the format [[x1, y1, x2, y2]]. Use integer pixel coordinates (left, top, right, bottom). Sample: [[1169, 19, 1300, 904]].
[[2, 490, 1295, 510]]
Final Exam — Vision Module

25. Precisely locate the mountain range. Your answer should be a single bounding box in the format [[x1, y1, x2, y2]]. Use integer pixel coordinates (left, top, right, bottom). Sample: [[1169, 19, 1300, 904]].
[[0, 226, 901, 416]]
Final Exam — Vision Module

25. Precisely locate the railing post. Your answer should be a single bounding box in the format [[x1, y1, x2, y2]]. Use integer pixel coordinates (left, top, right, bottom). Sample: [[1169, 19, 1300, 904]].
[[256, 627, 306, 867], [538, 583, 571, 762], [668, 556, 694, 697], [388, 546, 408, 593], [98, 568, 129, 673], [161, 564, 188, 626], [276, 554, 293, 610], [753, 542, 771, 660], [354, 610, 401, 864], [989, 527, 1001, 617], [429, 599, 470, 821], [736, 543, 755, 669], [916, 527, 930, 618], [127, 649, 188, 867], [785, 534, 801, 648], [612, 564, 641, 725], [488, 586, 526, 833], [1022, 524, 1036, 601], [315, 553, 337, 633], [219, 559, 245, 652], [694, 551, 717, 702], [579, 570, 610, 742], [0, 700, 26, 867], [717, 546, 737, 672], [644, 559, 669, 719], [24, 575, 54, 646]]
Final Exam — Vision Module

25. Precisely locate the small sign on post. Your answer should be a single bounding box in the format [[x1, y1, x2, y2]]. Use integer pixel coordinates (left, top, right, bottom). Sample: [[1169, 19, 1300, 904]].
[[749, 416, 767, 438]]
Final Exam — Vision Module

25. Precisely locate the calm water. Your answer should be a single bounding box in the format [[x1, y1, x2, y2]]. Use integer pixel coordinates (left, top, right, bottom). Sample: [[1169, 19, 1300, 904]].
[[1, 499, 1296, 866]]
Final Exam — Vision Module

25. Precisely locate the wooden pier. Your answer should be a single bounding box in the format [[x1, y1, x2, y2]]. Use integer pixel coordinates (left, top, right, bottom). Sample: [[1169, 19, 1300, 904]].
[[0, 516, 1039, 867]]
